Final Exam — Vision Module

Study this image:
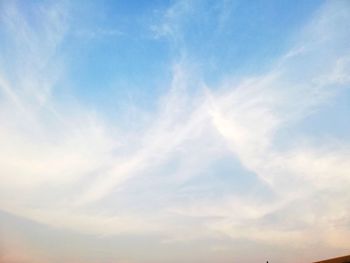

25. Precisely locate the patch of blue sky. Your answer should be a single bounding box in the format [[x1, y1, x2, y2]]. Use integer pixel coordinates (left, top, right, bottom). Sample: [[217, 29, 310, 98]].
[[58, 0, 325, 115], [156, 0, 324, 85], [274, 88, 350, 151], [177, 154, 274, 200], [57, 1, 174, 117]]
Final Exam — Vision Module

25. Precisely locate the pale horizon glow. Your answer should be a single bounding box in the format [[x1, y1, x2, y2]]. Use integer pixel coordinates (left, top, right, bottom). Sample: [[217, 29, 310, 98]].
[[0, 1, 350, 263]]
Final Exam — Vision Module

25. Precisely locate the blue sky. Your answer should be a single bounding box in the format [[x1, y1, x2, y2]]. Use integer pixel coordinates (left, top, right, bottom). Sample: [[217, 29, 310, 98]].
[[0, 1, 350, 263]]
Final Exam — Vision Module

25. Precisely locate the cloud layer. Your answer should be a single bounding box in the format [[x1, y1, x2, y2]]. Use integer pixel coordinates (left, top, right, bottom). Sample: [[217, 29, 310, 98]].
[[0, 1, 350, 262]]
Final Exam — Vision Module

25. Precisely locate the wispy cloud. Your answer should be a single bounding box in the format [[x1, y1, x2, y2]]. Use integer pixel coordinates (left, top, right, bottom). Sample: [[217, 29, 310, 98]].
[[0, 0, 350, 262]]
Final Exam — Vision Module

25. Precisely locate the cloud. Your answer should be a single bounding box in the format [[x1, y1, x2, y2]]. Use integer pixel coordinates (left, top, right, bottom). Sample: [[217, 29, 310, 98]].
[[0, 1, 350, 262], [165, 1, 350, 249], [74, 28, 123, 39]]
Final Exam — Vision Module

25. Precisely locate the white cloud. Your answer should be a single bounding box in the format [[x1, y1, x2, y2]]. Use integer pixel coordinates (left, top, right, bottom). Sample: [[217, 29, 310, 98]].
[[0, 1, 349, 262]]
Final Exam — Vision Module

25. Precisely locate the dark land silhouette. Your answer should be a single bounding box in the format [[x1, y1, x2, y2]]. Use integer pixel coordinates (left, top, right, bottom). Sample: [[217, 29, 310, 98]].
[[314, 255, 350, 263]]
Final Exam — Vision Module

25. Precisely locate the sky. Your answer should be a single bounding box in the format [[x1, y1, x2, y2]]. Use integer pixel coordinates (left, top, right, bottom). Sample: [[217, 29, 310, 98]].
[[0, 0, 350, 262]]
